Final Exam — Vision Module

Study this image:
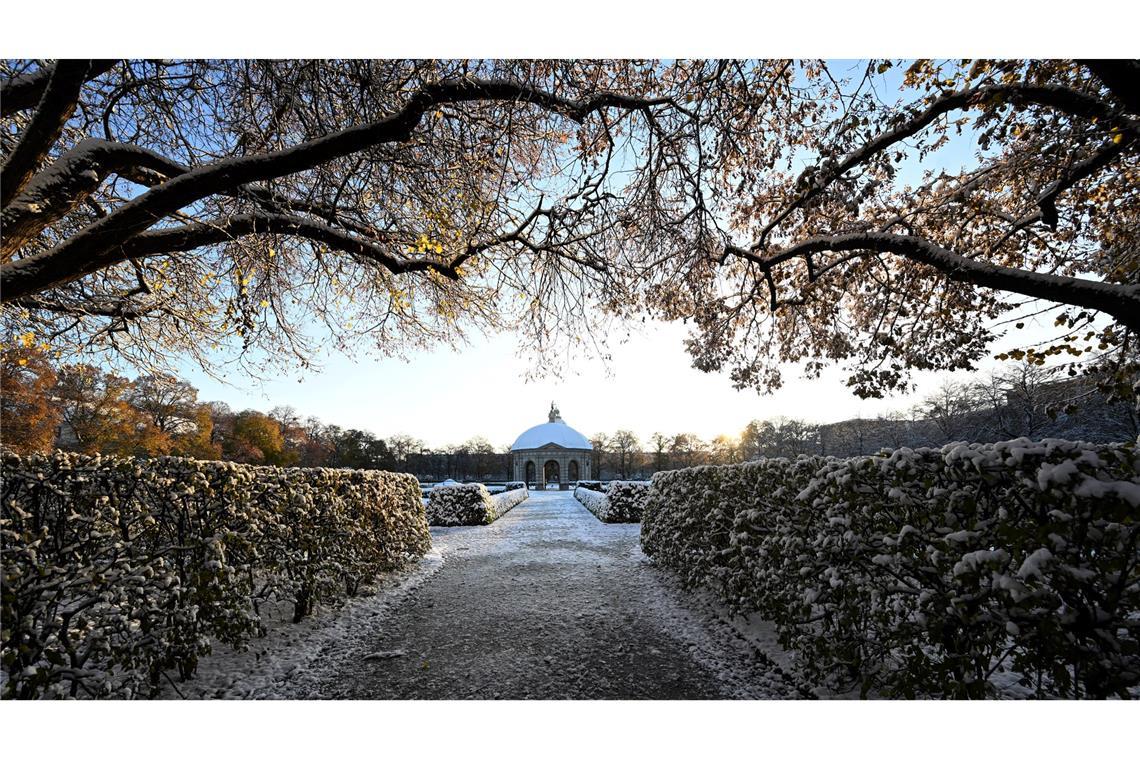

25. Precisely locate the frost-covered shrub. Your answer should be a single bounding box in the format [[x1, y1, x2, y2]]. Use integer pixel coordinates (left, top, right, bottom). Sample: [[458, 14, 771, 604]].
[[427, 483, 494, 526], [574, 481, 650, 522], [0, 452, 429, 699], [493, 485, 529, 513], [505, 481, 526, 492], [641, 440, 1140, 699], [576, 480, 603, 492], [426, 482, 527, 526], [604, 481, 651, 522], [642, 457, 825, 610], [574, 485, 609, 519]]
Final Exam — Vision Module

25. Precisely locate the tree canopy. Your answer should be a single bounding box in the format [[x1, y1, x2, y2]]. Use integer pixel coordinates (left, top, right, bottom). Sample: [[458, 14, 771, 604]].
[[2, 59, 1136, 399]]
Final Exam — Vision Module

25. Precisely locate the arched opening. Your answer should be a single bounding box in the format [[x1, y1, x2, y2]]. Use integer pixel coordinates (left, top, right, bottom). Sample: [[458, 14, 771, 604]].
[[544, 459, 560, 489], [525, 460, 536, 488], [568, 459, 580, 482]]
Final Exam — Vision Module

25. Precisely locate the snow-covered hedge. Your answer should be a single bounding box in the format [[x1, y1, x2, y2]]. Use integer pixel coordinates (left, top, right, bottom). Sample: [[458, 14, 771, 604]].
[[603, 481, 651, 522], [426, 482, 528, 526], [0, 452, 430, 699], [574, 481, 650, 523], [641, 439, 1140, 698], [574, 485, 609, 519], [493, 485, 529, 513], [505, 481, 526, 492], [576, 480, 603, 492]]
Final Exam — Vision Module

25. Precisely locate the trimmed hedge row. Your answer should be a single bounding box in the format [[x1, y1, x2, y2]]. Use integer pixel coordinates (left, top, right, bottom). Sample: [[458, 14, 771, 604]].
[[493, 485, 530, 516], [573, 481, 650, 523], [576, 480, 604, 492], [573, 485, 608, 519], [0, 452, 430, 699], [426, 483, 528, 526], [641, 439, 1140, 698], [605, 481, 651, 522]]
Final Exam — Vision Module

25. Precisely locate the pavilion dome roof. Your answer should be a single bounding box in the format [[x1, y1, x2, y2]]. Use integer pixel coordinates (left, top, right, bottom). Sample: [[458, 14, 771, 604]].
[[511, 404, 592, 451]]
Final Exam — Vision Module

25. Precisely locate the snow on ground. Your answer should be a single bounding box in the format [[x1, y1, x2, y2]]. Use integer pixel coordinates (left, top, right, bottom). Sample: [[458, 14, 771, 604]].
[[291, 489, 808, 699]]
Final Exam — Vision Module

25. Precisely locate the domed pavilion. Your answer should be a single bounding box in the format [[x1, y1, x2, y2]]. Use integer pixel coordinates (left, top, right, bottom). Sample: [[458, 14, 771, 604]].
[[511, 403, 593, 490]]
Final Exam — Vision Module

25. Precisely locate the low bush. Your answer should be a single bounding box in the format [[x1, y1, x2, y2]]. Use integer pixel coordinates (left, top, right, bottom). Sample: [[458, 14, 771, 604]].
[[574, 486, 609, 519], [505, 481, 526, 492], [0, 452, 430, 699], [493, 485, 529, 514], [574, 481, 650, 523], [426, 482, 528, 526], [427, 483, 493, 526], [603, 481, 651, 523], [641, 439, 1140, 698], [576, 480, 604, 492]]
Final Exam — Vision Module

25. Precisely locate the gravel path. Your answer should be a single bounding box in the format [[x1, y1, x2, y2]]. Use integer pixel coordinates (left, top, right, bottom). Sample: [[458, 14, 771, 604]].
[[274, 490, 806, 699]]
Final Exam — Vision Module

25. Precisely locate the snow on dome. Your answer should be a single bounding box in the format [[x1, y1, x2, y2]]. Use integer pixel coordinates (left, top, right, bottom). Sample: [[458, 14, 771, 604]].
[[510, 423, 593, 451], [510, 403, 592, 451]]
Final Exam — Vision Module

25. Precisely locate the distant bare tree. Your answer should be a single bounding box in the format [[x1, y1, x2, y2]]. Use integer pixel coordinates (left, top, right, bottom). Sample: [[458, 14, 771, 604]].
[[649, 432, 670, 473], [127, 373, 201, 433], [669, 433, 706, 469], [708, 434, 741, 465], [610, 429, 640, 479], [977, 364, 1056, 439], [589, 433, 610, 478], [916, 382, 988, 442]]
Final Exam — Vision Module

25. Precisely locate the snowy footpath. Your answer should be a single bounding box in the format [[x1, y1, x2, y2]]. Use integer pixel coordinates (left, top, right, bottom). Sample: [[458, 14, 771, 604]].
[[176, 490, 810, 699]]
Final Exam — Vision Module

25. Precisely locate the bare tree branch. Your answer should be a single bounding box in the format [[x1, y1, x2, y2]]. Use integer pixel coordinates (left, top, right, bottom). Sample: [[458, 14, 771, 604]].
[[725, 232, 1140, 332], [0, 59, 116, 118], [1, 136, 402, 258], [2, 138, 185, 255], [1079, 59, 1140, 114], [752, 82, 1135, 250], [1, 60, 93, 207], [1, 77, 672, 303], [116, 212, 459, 278]]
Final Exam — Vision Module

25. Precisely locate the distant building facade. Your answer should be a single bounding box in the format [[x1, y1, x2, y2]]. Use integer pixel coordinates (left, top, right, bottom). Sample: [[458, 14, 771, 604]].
[[510, 403, 593, 490]]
